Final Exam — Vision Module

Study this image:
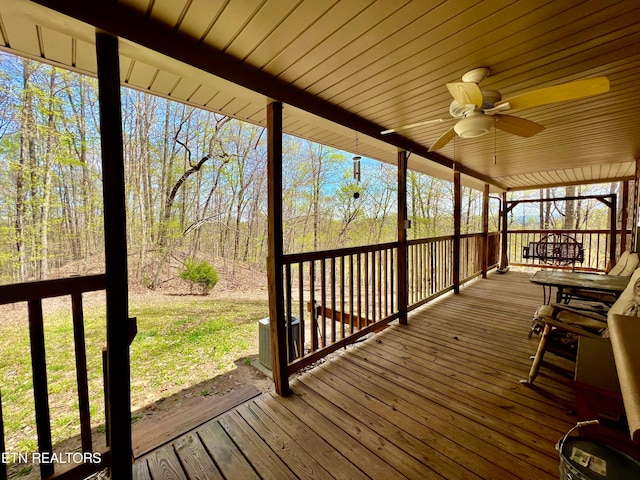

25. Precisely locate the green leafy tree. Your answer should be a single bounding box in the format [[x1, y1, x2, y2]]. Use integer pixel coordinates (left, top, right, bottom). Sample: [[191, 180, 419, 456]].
[[179, 258, 219, 295]]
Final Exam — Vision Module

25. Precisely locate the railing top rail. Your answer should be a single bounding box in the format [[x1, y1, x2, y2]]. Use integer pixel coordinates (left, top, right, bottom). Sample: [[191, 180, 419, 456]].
[[0, 274, 107, 305], [283, 242, 398, 264], [508, 228, 629, 234], [408, 234, 454, 245], [407, 232, 498, 245]]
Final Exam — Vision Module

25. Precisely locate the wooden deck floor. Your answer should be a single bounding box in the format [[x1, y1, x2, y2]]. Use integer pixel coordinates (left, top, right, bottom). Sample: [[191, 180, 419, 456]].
[[133, 271, 577, 479]]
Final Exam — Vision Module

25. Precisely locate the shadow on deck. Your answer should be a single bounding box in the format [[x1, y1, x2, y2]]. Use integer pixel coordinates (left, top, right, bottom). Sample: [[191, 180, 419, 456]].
[[133, 271, 577, 479]]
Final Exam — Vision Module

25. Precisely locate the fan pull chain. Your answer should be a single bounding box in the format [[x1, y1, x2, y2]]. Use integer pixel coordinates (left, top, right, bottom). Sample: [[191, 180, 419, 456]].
[[493, 126, 497, 165]]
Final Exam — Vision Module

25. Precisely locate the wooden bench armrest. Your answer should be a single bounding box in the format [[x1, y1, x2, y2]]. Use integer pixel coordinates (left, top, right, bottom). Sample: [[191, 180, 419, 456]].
[[609, 314, 640, 444], [544, 318, 602, 337], [546, 303, 608, 322]]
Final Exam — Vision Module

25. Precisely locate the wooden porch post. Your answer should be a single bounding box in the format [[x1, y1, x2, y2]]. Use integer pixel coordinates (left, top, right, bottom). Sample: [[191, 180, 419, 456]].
[[482, 183, 489, 278], [397, 150, 408, 325], [95, 33, 132, 479], [266, 101, 290, 395], [453, 169, 461, 293], [630, 159, 640, 252], [634, 161, 640, 252], [621, 180, 629, 255], [610, 193, 617, 269], [499, 192, 509, 272]]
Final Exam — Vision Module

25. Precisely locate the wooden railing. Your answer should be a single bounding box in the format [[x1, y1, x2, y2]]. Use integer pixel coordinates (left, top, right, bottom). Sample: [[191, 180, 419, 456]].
[[0, 275, 109, 480], [460, 232, 500, 281], [507, 229, 633, 271], [280, 232, 500, 373], [283, 243, 400, 374], [407, 236, 453, 306], [407, 232, 499, 309]]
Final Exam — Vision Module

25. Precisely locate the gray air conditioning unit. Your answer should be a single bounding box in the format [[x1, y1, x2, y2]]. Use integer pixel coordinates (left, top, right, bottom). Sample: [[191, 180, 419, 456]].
[[258, 316, 301, 370]]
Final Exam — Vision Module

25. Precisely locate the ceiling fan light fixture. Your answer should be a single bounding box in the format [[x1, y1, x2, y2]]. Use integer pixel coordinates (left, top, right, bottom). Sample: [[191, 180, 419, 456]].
[[454, 115, 495, 138]]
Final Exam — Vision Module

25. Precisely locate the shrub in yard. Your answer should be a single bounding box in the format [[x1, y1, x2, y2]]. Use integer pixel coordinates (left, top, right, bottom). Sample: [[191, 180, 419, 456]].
[[179, 258, 219, 295]]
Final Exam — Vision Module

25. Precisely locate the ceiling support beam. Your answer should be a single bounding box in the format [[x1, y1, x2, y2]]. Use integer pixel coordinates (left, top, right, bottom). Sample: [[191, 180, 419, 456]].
[[32, 0, 504, 190], [507, 176, 636, 192]]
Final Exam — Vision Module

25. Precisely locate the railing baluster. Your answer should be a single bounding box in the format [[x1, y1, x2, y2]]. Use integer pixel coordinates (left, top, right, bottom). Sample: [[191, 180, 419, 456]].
[[356, 253, 362, 329], [320, 259, 326, 348], [309, 261, 317, 352], [383, 249, 388, 317], [285, 264, 293, 361], [419, 242, 424, 298], [364, 252, 369, 326], [390, 248, 395, 314], [370, 251, 376, 323], [71, 292, 93, 453], [331, 257, 336, 344], [340, 255, 345, 340], [349, 255, 354, 335], [27, 299, 54, 479], [376, 250, 383, 318], [297, 263, 304, 357]]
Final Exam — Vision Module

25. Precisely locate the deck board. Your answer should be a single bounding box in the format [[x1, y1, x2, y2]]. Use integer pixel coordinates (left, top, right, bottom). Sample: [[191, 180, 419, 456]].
[[136, 272, 577, 479], [198, 421, 261, 480], [132, 383, 261, 458]]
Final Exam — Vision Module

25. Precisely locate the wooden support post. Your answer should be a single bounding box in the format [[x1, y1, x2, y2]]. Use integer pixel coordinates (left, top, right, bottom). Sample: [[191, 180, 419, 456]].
[[499, 192, 509, 272], [397, 150, 408, 325], [266, 101, 290, 396], [610, 193, 617, 270], [621, 180, 629, 255], [633, 160, 640, 252], [482, 184, 489, 278], [453, 169, 461, 293], [96, 32, 132, 480]]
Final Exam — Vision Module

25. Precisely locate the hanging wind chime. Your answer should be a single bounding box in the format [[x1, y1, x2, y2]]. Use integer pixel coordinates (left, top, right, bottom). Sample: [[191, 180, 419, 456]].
[[353, 134, 361, 199]]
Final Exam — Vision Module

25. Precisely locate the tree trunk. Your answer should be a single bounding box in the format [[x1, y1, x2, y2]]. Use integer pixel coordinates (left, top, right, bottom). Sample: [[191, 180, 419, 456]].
[[39, 69, 58, 279]]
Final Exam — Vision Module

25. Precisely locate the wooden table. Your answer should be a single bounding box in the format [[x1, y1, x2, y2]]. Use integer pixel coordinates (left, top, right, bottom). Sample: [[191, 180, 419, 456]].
[[530, 270, 628, 304]]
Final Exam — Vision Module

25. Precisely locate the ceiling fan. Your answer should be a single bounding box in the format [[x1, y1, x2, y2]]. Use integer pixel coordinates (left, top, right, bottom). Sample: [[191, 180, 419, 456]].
[[381, 67, 610, 152]]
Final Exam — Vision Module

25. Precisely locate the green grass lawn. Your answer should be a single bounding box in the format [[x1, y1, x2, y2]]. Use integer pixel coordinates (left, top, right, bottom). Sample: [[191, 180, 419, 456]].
[[0, 294, 269, 454]]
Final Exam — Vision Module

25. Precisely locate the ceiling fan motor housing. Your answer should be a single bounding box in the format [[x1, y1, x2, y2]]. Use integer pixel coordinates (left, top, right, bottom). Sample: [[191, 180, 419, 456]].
[[454, 114, 495, 138]]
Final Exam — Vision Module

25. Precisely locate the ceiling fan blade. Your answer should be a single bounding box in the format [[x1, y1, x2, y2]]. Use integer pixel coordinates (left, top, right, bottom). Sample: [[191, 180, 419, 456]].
[[446, 82, 483, 108], [495, 76, 609, 110], [428, 127, 457, 152], [494, 115, 544, 137], [381, 118, 444, 135]]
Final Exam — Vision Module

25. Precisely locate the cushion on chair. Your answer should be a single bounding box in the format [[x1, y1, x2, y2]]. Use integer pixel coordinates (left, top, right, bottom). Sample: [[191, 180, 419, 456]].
[[619, 252, 639, 276], [555, 310, 608, 332], [608, 250, 631, 276], [608, 266, 640, 320], [608, 250, 633, 275]]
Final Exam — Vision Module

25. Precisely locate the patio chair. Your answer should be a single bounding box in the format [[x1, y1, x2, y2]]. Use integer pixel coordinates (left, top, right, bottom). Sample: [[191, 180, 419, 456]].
[[557, 250, 639, 305], [524, 266, 640, 384]]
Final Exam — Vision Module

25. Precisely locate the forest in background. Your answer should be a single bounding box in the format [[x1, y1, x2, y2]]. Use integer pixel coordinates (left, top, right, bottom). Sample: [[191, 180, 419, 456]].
[[0, 53, 622, 286]]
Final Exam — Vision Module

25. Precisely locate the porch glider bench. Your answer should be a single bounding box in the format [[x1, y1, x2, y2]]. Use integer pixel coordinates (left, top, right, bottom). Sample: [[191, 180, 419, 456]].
[[523, 239, 584, 265]]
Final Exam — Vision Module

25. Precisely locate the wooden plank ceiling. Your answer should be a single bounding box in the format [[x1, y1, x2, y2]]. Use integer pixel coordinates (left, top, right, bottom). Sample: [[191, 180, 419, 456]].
[[1, 0, 639, 191]]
